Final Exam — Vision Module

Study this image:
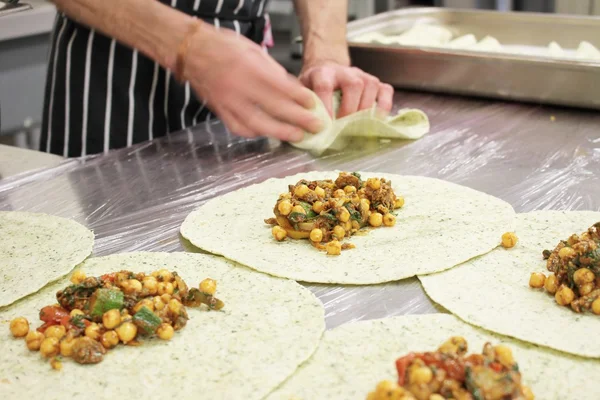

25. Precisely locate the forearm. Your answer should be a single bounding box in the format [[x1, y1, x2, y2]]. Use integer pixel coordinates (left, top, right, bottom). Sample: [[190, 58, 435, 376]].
[[293, 0, 350, 66], [49, 0, 198, 71]]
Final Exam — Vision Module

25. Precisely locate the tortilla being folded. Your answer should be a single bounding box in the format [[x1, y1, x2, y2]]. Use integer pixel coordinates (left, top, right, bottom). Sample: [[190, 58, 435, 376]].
[[292, 91, 430, 155]]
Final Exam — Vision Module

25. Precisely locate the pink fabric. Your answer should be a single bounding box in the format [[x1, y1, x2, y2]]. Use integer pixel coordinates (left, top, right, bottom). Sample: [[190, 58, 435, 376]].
[[261, 13, 274, 50]]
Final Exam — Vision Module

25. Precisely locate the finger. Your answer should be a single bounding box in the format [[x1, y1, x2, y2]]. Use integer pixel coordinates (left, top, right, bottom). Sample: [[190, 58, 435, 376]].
[[376, 83, 395, 113], [255, 66, 315, 110], [221, 110, 256, 138], [358, 74, 380, 111], [337, 69, 365, 118], [237, 102, 304, 143], [308, 68, 337, 118], [256, 92, 323, 134]]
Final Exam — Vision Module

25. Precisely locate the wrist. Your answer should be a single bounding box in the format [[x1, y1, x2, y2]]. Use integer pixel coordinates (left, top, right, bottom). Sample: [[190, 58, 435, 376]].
[[303, 35, 350, 67]]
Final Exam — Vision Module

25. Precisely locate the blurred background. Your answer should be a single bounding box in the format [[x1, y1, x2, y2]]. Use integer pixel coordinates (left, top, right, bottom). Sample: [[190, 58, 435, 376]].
[[1, 0, 599, 151]]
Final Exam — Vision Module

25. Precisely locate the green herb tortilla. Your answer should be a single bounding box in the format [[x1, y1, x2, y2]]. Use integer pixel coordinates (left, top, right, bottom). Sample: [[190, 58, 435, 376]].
[[0, 211, 94, 308], [180, 171, 516, 284], [267, 314, 600, 400], [419, 210, 600, 358], [0, 252, 325, 400]]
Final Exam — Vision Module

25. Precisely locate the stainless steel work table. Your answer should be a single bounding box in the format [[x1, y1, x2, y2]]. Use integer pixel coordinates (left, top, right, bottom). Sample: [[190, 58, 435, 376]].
[[2, 91, 599, 329]]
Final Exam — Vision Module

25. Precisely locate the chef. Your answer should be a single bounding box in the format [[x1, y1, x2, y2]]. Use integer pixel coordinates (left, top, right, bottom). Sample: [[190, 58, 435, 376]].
[[41, 0, 394, 157]]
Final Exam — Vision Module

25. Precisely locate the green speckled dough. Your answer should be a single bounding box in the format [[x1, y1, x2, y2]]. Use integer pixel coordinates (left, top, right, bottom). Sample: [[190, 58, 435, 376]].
[[267, 314, 600, 400], [420, 211, 600, 358], [0, 252, 325, 400], [0, 211, 94, 307], [180, 171, 516, 284]]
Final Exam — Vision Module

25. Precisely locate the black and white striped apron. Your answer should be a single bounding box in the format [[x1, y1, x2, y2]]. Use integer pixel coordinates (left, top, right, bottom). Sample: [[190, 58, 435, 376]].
[[40, 0, 270, 158]]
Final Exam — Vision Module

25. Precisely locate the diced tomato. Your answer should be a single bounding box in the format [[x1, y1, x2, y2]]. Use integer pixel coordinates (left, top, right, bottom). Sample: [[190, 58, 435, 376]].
[[395, 353, 417, 386], [100, 273, 116, 283], [39, 305, 69, 324], [415, 353, 466, 382], [465, 354, 484, 366], [37, 321, 57, 333], [489, 362, 504, 373]]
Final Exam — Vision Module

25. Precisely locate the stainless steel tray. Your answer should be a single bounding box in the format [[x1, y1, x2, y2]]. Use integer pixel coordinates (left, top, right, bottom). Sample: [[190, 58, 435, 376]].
[[347, 8, 600, 110]]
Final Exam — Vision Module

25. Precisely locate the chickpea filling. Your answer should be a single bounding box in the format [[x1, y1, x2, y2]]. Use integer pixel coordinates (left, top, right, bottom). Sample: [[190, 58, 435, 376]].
[[528, 222, 600, 315], [265, 172, 404, 255], [368, 337, 534, 400], [9, 269, 224, 369]]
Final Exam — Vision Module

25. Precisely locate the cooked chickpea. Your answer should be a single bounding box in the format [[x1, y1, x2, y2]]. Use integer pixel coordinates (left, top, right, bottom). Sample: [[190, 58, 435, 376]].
[[544, 275, 559, 294], [430, 395, 445, 400], [309, 228, 323, 243], [333, 225, 346, 239], [153, 296, 166, 311], [70, 270, 86, 284], [580, 282, 595, 296], [528, 272, 546, 289], [25, 330, 44, 351], [294, 184, 310, 197], [60, 337, 76, 357], [101, 330, 120, 349], [133, 298, 154, 314], [522, 385, 535, 400], [9, 317, 29, 338], [116, 322, 137, 343], [343, 221, 352, 232], [157, 281, 175, 296], [494, 345, 514, 367], [501, 232, 518, 249], [168, 299, 183, 315], [155, 269, 173, 282], [142, 276, 158, 295], [333, 189, 345, 198], [156, 323, 175, 340], [70, 309, 84, 317], [344, 185, 357, 194], [326, 240, 342, 256], [102, 309, 122, 330], [369, 212, 383, 227], [573, 268, 595, 285], [339, 208, 350, 223], [314, 186, 325, 197], [85, 323, 101, 341], [555, 285, 575, 306], [383, 213, 396, 227], [558, 246, 576, 260], [50, 357, 62, 371], [123, 279, 142, 295], [200, 278, 217, 295], [394, 196, 405, 209], [291, 205, 306, 215], [45, 325, 66, 340], [375, 380, 399, 393], [359, 198, 370, 213], [367, 178, 381, 190], [409, 367, 433, 384], [591, 298, 600, 315], [40, 337, 60, 358], [351, 220, 361, 230], [271, 226, 287, 242], [277, 199, 293, 216], [160, 293, 172, 303], [312, 201, 324, 213]]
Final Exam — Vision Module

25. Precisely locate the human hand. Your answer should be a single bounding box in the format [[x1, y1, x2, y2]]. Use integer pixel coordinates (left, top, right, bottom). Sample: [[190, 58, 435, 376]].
[[183, 24, 323, 142], [299, 61, 394, 119]]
